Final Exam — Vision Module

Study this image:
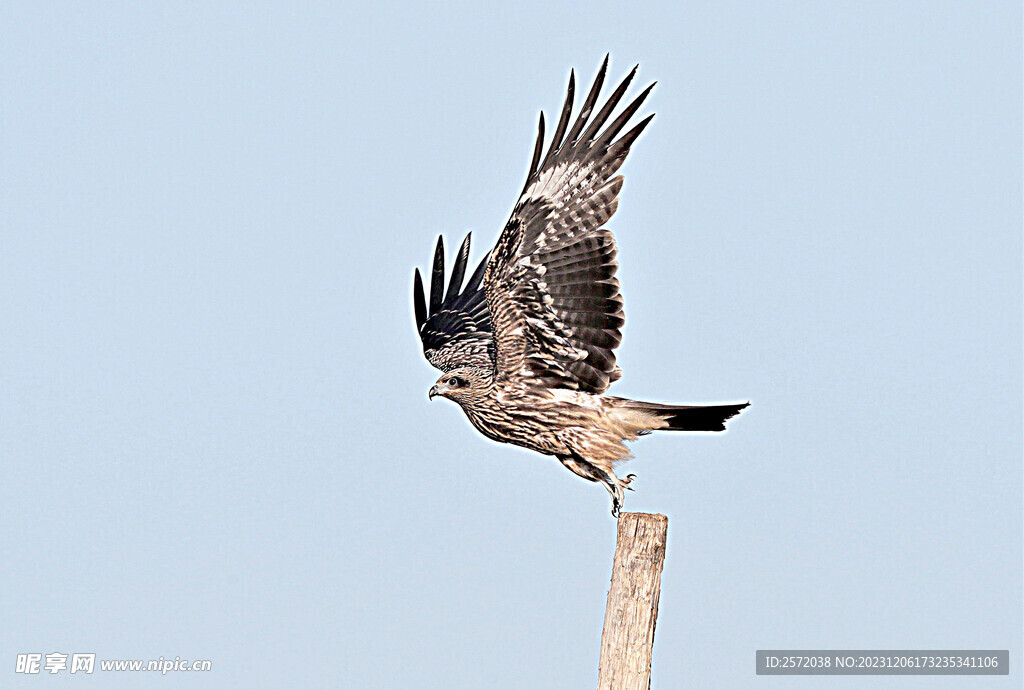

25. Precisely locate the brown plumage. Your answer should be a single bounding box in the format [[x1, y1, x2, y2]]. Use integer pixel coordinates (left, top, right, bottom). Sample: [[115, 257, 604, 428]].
[[413, 56, 748, 517]]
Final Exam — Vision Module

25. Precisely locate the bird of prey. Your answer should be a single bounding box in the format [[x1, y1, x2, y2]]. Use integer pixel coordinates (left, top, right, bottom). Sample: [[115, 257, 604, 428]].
[[413, 56, 748, 517]]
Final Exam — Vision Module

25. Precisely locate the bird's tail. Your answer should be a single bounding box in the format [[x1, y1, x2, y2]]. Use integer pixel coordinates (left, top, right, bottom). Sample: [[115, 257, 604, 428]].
[[617, 399, 750, 432]]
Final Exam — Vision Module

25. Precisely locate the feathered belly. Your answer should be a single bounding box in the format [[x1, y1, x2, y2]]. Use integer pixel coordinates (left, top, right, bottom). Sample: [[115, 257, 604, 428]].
[[459, 388, 623, 456], [461, 398, 568, 456]]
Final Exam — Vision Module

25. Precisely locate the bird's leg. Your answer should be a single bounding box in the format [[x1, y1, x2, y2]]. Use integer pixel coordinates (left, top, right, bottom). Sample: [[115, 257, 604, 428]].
[[608, 483, 624, 518], [583, 457, 631, 517], [558, 451, 634, 518], [557, 453, 601, 484], [602, 474, 628, 518], [599, 469, 641, 517]]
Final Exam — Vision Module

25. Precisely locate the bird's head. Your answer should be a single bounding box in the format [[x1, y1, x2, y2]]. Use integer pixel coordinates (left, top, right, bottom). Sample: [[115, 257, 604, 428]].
[[429, 367, 490, 405]]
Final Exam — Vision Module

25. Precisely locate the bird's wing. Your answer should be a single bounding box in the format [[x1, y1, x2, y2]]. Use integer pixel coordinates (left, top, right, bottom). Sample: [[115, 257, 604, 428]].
[[485, 56, 654, 393], [414, 234, 494, 372]]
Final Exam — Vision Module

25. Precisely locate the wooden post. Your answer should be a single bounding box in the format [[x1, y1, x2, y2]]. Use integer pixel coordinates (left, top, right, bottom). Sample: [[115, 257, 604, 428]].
[[597, 512, 669, 690]]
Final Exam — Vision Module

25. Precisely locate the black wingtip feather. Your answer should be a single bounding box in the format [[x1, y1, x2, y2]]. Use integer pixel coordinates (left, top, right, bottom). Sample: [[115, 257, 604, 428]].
[[543, 69, 576, 168], [595, 81, 656, 151], [609, 112, 655, 158], [581, 63, 638, 144], [446, 233, 471, 301], [522, 112, 546, 195], [413, 268, 427, 330], [566, 56, 609, 146], [429, 236, 445, 314]]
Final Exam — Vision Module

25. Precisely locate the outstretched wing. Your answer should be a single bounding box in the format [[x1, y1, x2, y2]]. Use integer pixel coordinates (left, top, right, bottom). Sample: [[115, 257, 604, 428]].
[[485, 56, 654, 393], [414, 233, 493, 372]]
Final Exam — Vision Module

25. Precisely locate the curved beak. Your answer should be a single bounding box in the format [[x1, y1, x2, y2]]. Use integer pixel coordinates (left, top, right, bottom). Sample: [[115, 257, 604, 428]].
[[428, 384, 440, 400]]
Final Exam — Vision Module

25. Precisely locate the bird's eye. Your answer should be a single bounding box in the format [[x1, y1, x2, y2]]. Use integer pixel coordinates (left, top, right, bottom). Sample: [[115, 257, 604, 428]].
[[447, 376, 463, 387]]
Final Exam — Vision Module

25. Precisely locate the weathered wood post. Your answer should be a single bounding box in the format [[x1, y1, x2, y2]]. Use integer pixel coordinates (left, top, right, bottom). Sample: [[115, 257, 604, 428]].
[[597, 512, 669, 690]]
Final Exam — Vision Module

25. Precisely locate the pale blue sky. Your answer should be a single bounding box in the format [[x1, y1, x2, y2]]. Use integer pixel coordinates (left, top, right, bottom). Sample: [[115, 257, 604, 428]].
[[1, 2, 1020, 688]]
